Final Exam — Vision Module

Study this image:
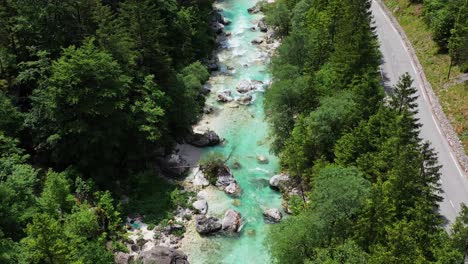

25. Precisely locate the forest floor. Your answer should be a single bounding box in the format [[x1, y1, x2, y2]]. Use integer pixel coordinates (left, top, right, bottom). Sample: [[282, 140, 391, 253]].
[[383, 0, 468, 152]]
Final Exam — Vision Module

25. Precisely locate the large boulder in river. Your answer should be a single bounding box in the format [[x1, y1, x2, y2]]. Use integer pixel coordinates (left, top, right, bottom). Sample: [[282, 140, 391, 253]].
[[215, 166, 236, 188], [263, 208, 283, 223], [238, 94, 253, 105], [258, 18, 268, 32], [251, 38, 263, 45], [195, 215, 222, 235], [186, 130, 220, 147], [217, 91, 233, 102], [224, 181, 241, 196], [159, 154, 189, 177], [269, 173, 290, 190], [192, 200, 208, 214], [236, 80, 255, 93], [136, 246, 189, 264], [222, 209, 242, 232]]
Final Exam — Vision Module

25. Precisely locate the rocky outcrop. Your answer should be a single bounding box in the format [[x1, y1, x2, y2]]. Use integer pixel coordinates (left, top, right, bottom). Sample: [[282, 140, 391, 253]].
[[195, 215, 222, 235], [115, 252, 133, 264], [136, 246, 189, 264], [159, 154, 189, 177], [205, 57, 219, 72], [269, 173, 290, 190], [238, 94, 253, 105], [247, 4, 261, 14], [222, 209, 242, 232], [263, 208, 283, 223], [215, 166, 236, 188], [224, 181, 241, 196], [258, 18, 268, 32], [236, 80, 255, 93], [211, 21, 224, 34], [186, 130, 220, 147], [266, 28, 277, 44], [217, 91, 233, 102], [251, 38, 263, 45], [192, 169, 210, 187], [203, 104, 215, 114], [192, 200, 208, 215]]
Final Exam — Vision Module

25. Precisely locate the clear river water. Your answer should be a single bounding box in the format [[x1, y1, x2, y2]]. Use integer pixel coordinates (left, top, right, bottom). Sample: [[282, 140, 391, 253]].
[[180, 0, 283, 263]]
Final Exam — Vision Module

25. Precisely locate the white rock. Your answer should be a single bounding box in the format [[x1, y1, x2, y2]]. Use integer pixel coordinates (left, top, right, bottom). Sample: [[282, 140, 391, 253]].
[[192, 200, 208, 215], [263, 208, 283, 223], [222, 209, 242, 232], [269, 173, 290, 189]]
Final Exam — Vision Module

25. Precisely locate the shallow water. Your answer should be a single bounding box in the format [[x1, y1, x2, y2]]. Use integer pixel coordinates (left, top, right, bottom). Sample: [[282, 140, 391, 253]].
[[182, 1, 282, 263]]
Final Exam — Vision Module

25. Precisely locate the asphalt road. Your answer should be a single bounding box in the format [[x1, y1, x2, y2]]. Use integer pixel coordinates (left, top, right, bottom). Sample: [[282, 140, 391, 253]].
[[371, 0, 468, 226]]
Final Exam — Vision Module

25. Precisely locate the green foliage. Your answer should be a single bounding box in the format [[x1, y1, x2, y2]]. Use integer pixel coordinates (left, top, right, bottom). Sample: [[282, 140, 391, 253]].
[[265, 0, 464, 262], [0, 0, 215, 262], [423, 0, 468, 70], [123, 170, 193, 225], [39, 170, 75, 216], [267, 165, 370, 264], [200, 152, 226, 185], [306, 240, 369, 264]]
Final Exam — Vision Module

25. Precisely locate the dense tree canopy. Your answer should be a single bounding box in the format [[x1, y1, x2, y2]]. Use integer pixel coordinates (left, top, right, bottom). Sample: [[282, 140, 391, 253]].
[[264, 0, 468, 263], [0, 0, 215, 261]]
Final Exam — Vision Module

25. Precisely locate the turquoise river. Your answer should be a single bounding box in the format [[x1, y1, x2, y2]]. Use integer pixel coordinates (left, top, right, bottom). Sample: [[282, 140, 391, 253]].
[[179, 0, 283, 263]]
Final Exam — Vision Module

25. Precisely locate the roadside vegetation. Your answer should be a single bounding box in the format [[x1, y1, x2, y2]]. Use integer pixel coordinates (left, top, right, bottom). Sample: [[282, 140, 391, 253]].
[[0, 0, 215, 263], [383, 0, 468, 150], [264, 0, 468, 263]]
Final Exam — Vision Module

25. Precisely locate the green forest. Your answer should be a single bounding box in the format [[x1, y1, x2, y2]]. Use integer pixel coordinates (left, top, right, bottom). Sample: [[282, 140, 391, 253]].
[[0, 0, 215, 263], [420, 0, 468, 73], [1, 0, 467, 263], [264, 0, 468, 263]]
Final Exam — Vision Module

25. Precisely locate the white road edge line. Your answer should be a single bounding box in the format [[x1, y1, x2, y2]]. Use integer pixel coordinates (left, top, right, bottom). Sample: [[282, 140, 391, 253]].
[[450, 200, 455, 208], [450, 152, 465, 177], [431, 114, 443, 136]]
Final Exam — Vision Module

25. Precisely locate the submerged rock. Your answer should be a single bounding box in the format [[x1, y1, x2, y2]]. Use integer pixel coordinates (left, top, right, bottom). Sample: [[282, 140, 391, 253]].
[[195, 215, 222, 235], [159, 154, 189, 177], [186, 130, 220, 147], [222, 209, 242, 232], [257, 155, 269, 164], [269, 173, 290, 190], [136, 246, 189, 264], [263, 208, 283, 223], [192, 200, 208, 215]]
